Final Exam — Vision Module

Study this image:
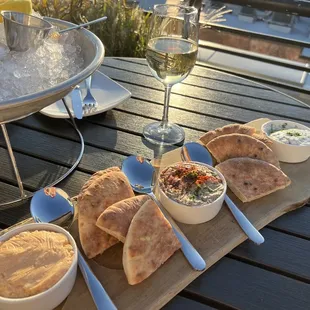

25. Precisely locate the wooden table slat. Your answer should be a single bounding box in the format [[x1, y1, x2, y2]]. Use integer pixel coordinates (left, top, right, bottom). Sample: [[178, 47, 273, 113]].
[[115, 58, 269, 90], [230, 227, 310, 282], [103, 58, 298, 106], [16, 115, 160, 159], [99, 67, 310, 124], [95, 101, 232, 134], [268, 207, 310, 240], [185, 257, 310, 310], [163, 295, 217, 310], [2, 123, 127, 173], [0, 146, 89, 198]]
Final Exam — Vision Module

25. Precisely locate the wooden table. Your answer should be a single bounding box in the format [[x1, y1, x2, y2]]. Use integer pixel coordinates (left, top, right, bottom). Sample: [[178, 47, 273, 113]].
[[0, 57, 310, 310]]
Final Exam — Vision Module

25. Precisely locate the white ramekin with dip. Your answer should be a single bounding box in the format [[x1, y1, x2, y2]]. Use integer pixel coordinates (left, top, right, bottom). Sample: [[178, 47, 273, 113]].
[[157, 161, 227, 224], [0, 223, 78, 310], [261, 120, 310, 163]]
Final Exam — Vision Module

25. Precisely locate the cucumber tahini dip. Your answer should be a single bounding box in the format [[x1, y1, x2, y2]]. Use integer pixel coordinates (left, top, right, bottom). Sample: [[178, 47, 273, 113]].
[[269, 128, 310, 146], [159, 162, 224, 206]]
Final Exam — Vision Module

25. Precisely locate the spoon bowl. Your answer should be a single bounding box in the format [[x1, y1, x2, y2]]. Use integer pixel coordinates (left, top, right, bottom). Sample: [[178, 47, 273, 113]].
[[182, 142, 213, 165], [121, 156, 154, 194], [30, 187, 74, 227]]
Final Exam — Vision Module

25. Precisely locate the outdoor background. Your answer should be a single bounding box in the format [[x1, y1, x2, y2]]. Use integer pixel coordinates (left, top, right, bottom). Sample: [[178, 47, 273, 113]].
[[32, 0, 310, 66]]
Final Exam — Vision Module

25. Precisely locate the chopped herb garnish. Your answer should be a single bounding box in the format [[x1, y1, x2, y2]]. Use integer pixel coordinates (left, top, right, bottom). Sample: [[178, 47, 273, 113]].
[[286, 131, 301, 137], [194, 186, 200, 196], [183, 171, 198, 183]]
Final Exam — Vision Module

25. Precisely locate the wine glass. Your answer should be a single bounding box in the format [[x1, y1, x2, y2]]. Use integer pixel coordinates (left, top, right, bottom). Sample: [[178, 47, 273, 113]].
[[143, 4, 199, 145]]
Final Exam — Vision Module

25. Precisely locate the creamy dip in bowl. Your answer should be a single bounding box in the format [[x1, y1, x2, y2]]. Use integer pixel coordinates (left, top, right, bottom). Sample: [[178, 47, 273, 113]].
[[0, 223, 78, 310], [269, 128, 310, 146], [157, 162, 227, 224], [261, 120, 310, 163]]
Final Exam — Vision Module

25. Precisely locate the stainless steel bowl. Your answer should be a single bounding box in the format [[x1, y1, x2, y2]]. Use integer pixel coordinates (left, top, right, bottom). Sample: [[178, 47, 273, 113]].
[[0, 17, 105, 123], [0, 11, 53, 52]]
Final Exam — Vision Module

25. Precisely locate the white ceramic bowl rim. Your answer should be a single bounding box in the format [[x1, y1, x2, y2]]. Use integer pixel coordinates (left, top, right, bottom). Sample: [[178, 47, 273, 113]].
[[261, 120, 310, 148], [0, 223, 78, 303], [158, 161, 227, 209]]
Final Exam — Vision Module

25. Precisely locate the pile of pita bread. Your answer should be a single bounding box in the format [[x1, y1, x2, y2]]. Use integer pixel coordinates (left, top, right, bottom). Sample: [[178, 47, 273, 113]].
[[199, 124, 291, 203], [77, 167, 181, 285]]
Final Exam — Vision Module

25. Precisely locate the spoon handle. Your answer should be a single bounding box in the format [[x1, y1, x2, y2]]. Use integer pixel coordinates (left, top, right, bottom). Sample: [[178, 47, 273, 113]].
[[58, 16, 107, 34], [78, 251, 117, 310], [148, 192, 206, 271], [224, 195, 264, 245]]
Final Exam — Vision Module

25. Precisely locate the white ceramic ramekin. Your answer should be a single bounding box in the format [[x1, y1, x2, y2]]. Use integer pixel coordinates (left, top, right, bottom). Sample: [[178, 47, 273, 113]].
[[157, 162, 227, 224], [261, 120, 310, 163], [0, 223, 78, 310]]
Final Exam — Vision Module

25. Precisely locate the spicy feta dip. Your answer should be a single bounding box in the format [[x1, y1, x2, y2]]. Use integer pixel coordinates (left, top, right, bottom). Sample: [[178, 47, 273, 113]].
[[159, 162, 224, 206], [269, 128, 310, 146]]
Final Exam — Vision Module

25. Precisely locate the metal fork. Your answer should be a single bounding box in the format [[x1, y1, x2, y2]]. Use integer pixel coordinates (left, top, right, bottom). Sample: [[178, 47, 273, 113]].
[[83, 76, 97, 109]]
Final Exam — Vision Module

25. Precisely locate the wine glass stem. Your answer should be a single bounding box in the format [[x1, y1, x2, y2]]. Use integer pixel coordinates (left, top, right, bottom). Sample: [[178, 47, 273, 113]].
[[161, 86, 172, 129]]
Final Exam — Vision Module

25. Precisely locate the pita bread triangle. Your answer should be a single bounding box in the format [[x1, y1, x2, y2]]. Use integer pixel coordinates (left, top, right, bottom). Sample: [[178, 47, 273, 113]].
[[200, 124, 255, 145], [207, 133, 280, 167], [252, 132, 272, 146], [79, 167, 120, 197], [96, 195, 150, 243], [78, 168, 135, 259], [216, 158, 291, 202], [123, 199, 181, 285]]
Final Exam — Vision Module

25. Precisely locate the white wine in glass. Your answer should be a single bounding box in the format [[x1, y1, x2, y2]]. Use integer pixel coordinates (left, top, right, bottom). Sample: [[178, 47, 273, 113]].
[[147, 37, 198, 86], [143, 4, 199, 145]]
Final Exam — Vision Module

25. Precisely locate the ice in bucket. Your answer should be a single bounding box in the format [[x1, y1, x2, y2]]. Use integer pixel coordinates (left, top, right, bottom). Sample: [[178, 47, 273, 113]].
[[0, 12, 85, 102]]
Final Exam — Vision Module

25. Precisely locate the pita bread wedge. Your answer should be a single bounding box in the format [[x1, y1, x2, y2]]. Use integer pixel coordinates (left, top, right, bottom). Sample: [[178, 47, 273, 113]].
[[200, 124, 255, 145], [78, 169, 134, 258], [252, 133, 273, 147], [206, 133, 280, 167], [216, 158, 291, 202], [96, 195, 150, 243], [123, 200, 181, 285], [79, 167, 121, 197]]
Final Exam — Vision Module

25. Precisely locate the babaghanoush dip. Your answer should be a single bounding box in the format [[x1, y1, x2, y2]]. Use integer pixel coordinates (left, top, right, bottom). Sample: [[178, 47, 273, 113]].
[[269, 128, 310, 146], [0, 230, 74, 298], [159, 162, 224, 206]]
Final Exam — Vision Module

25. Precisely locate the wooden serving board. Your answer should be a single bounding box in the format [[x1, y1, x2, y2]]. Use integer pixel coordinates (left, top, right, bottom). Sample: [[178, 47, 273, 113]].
[[2, 119, 310, 310]]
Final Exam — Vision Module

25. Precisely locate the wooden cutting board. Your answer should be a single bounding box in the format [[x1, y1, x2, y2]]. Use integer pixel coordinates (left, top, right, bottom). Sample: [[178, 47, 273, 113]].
[[60, 118, 310, 310], [2, 119, 310, 310]]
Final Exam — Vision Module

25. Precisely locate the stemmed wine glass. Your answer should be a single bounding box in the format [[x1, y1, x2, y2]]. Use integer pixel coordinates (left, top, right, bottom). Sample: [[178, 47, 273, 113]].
[[144, 4, 199, 145]]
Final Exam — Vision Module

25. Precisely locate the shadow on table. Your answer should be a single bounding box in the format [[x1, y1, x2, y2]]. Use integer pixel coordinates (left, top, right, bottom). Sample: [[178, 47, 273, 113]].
[[142, 138, 184, 160]]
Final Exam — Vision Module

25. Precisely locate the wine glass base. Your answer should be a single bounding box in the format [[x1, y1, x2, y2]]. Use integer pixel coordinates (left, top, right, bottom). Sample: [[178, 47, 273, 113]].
[[143, 122, 185, 145]]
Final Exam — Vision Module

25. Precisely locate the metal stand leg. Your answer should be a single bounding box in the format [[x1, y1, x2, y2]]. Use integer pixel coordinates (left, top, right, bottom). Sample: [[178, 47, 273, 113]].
[[1, 124, 26, 199], [0, 98, 85, 208]]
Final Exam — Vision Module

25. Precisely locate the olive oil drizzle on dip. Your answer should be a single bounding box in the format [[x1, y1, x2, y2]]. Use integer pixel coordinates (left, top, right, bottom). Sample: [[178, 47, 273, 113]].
[[159, 163, 224, 206]]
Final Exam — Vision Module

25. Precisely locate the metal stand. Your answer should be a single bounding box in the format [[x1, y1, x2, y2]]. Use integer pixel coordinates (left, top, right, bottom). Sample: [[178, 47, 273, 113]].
[[0, 98, 84, 207]]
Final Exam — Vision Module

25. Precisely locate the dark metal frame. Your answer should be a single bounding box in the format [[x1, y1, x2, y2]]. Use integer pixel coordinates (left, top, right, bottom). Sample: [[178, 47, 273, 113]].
[[0, 99, 85, 208]]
